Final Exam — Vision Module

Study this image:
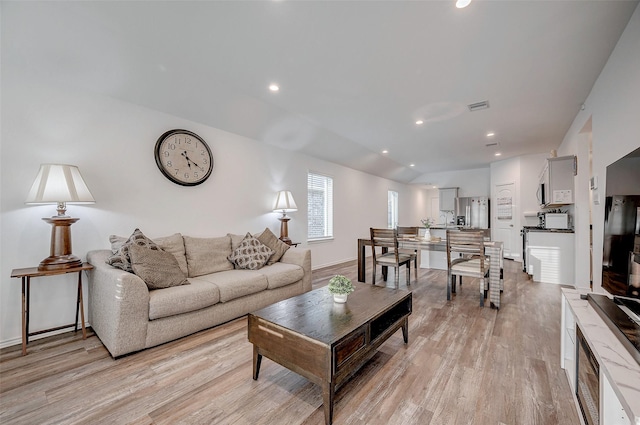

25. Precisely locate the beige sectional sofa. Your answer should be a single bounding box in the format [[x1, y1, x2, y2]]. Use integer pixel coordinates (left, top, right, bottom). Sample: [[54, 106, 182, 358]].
[[86, 232, 311, 357]]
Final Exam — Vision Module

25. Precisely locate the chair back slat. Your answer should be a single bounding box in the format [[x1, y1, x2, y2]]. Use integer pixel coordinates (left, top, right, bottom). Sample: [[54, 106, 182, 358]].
[[446, 230, 486, 268], [370, 228, 398, 250]]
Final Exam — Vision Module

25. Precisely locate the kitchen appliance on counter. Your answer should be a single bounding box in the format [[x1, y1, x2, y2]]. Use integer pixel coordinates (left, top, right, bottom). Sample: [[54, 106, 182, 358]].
[[455, 197, 489, 229], [545, 213, 570, 229], [537, 209, 571, 229]]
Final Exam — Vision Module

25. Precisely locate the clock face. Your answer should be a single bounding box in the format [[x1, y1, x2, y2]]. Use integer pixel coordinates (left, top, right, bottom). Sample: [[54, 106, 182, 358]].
[[154, 129, 214, 186]]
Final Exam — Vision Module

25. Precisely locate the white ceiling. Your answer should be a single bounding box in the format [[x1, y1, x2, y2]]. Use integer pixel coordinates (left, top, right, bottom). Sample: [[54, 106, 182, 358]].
[[3, 1, 638, 183]]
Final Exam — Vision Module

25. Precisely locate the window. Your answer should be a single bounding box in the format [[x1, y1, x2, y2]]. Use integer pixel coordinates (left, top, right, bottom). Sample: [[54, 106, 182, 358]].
[[308, 172, 333, 240], [388, 190, 398, 228]]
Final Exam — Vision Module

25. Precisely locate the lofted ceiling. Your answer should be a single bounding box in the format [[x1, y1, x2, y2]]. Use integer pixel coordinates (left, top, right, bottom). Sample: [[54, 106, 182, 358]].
[[3, 0, 638, 183]]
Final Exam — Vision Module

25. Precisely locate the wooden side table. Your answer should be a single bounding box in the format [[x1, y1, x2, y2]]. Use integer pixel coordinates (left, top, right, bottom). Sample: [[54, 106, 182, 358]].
[[10, 263, 93, 355]]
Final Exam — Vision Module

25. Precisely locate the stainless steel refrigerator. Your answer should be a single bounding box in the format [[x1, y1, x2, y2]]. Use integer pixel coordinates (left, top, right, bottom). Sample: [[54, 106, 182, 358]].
[[602, 195, 640, 297], [455, 197, 490, 229]]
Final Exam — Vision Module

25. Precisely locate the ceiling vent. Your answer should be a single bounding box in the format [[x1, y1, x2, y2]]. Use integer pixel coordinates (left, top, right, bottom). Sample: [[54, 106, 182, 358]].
[[468, 100, 490, 112], [485, 142, 499, 148]]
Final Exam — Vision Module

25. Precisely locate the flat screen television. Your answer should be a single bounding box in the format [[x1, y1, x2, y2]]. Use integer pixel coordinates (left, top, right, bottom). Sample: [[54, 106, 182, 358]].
[[602, 146, 640, 299]]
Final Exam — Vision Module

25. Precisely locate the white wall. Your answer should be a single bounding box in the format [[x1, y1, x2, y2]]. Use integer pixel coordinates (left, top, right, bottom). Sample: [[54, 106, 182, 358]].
[[412, 168, 491, 197], [556, 4, 640, 293], [0, 79, 426, 346]]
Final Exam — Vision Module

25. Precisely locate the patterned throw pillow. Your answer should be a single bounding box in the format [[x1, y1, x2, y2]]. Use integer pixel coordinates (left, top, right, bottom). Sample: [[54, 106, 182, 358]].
[[256, 227, 290, 265], [227, 233, 274, 270], [106, 228, 159, 272]]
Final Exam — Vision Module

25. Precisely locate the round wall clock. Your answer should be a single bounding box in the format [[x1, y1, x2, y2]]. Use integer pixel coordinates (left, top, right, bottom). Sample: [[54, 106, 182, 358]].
[[154, 129, 214, 186]]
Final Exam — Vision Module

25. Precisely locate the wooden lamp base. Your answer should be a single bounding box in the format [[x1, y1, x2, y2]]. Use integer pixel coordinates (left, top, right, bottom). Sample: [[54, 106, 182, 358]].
[[278, 215, 292, 245], [38, 217, 82, 271]]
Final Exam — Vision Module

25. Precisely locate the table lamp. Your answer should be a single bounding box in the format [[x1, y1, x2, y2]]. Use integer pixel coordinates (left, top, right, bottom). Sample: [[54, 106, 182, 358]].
[[273, 190, 297, 245], [25, 164, 95, 271]]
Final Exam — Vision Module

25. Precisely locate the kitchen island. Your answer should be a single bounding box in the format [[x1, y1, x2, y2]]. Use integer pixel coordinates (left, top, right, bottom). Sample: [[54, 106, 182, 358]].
[[523, 227, 575, 285]]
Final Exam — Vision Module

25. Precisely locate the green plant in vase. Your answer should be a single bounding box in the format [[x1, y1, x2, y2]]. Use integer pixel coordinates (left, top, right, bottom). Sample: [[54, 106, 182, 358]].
[[328, 275, 354, 303], [421, 218, 433, 240]]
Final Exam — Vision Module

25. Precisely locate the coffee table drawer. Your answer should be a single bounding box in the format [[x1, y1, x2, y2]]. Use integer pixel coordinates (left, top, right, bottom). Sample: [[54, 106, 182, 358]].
[[334, 324, 367, 372]]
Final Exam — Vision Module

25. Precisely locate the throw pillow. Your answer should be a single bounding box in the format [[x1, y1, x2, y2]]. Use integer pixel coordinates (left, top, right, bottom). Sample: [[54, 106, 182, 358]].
[[256, 227, 290, 265], [106, 228, 159, 272], [109, 233, 187, 275], [183, 235, 233, 277], [129, 244, 189, 290], [227, 233, 274, 270], [109, 234, 128, 253]]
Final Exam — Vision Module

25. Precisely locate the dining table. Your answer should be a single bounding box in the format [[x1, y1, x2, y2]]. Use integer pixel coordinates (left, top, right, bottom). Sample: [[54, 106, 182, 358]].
[[357, 237, 504, 309]]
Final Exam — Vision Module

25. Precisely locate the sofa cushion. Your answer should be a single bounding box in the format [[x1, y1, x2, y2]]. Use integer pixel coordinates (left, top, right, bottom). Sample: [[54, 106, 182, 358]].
[[228, 233, 246, 251], [106, 228, 159, 272], [129, 244, 189, 290], [153, 234, 188, 275], [148, 279, 220, 320], [257, 262, 304, 289], [183, 235, 233, 277], [197, 270, 268, 302], [256, 227, 290, 265], [108, 232, 188, 275], [227, 233, 274, 270]]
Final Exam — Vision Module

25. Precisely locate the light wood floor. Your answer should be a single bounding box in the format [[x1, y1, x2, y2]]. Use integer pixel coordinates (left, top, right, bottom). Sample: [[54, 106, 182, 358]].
[[0, 259, 580, 425]]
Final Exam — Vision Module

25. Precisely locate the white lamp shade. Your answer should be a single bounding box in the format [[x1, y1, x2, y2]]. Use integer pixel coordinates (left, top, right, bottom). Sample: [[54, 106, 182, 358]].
[[25, 164, 95, 204], [273, 190, 297, 213]]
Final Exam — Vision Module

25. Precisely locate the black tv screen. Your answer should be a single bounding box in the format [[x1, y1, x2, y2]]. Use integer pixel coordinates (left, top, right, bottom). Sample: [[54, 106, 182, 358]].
[[602, 147, 640, 298]]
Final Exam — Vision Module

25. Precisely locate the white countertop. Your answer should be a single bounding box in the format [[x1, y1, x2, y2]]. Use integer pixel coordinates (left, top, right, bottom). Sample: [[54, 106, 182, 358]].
[[562, 288, 640, 424]]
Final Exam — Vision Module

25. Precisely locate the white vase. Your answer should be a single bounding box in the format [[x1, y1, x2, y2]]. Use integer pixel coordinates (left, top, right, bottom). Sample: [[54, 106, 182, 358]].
[[333, 293, 348, 303], [424, 229, 431, 241]]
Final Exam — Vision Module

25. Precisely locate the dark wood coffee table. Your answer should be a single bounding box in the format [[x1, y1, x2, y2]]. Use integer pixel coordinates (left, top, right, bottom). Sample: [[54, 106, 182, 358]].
[[248, 283, 412, 425]]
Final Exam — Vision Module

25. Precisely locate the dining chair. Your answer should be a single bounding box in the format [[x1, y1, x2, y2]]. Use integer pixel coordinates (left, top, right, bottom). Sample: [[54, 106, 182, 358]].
[[446, 229, 489, 306], [370, 228, 413, 288], [396, 226, 419, 272]]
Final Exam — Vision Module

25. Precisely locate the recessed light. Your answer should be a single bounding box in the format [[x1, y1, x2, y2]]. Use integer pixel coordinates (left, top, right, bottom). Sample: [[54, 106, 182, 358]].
[[269, 84, 280, 92], [415, 120, 424, 125], [495, 152, 502, 156], [456, 0, 472, 8], [486, 132, 495, 137], [410, 164, 415, 167]]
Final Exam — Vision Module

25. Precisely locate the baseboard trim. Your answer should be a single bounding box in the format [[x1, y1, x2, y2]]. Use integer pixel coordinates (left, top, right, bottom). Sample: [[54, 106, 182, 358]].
[[0, 322, 92, 350], [312, 256, 360, 270]]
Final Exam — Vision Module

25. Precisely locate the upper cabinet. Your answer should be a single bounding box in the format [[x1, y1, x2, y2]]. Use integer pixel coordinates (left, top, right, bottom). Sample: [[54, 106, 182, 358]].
[[439, 187, 458, 211], [539, 155, 576, 207]]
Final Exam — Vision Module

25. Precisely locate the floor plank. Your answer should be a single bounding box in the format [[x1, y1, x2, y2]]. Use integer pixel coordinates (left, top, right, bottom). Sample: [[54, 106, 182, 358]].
[[0, 259, 580, 424]]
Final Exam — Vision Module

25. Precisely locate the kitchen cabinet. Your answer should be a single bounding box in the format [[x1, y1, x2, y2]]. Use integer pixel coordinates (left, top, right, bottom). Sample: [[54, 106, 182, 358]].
[[439, 187, 458, 211], [526, 231, 575, 285], [539, 155, 576, 206]]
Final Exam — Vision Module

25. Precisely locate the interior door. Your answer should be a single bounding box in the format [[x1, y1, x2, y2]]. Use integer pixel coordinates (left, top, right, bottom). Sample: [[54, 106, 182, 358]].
[[493, 182, 518, 259]]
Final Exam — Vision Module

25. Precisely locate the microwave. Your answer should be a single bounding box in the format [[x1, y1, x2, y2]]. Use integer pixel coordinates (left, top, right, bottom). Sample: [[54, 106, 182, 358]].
[[544, 213, 570, 229], [537, 183, 546, 206]]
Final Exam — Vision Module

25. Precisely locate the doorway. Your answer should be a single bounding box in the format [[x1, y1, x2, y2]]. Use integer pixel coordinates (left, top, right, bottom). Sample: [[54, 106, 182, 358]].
[[493, 181, 518, 259]]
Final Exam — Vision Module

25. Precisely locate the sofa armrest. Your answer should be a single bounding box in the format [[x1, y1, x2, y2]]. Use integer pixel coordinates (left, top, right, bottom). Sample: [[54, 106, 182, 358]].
[[280, 248, 312, 292], [86, 250, 150, 357]]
